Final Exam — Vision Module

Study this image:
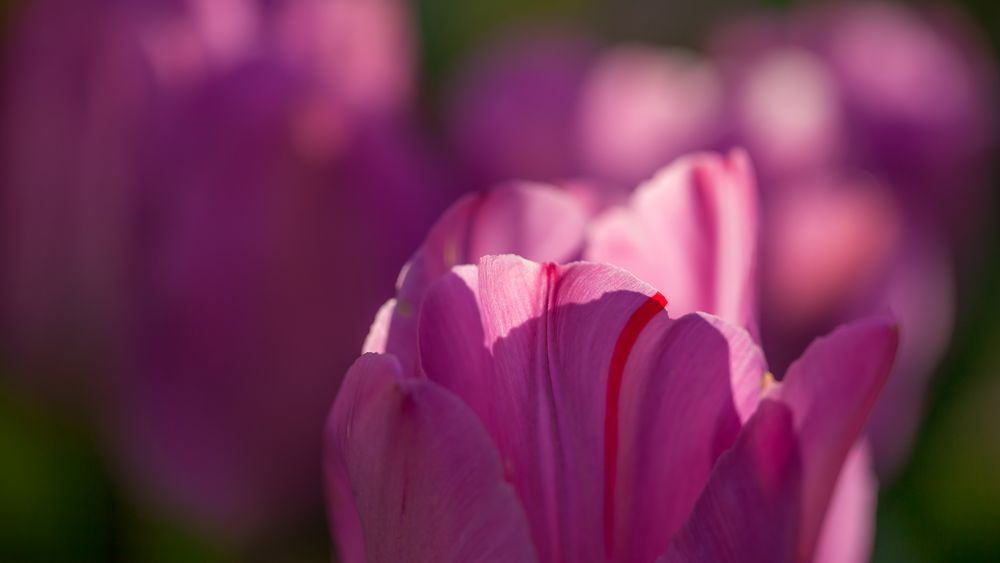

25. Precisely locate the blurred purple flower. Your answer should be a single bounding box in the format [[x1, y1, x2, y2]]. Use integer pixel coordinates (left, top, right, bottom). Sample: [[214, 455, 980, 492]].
[[1, 0, 152, 397], [446, 30, 725, 196], [817, 2, 996, 211], [711, 1, 997, 219], [1, 0, 441, 544], [446, 30, 596, 189]]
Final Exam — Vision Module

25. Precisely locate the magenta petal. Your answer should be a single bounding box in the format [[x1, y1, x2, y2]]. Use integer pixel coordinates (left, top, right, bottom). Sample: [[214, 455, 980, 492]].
[[775, 316, 898, 561], [419, 255, 768, 561], [361, 298, 397, 354], [659, 400, 802, 563], [813, 442, 877, 563], [382, 182, 587, 374], [587, 150, 759, 332], [612, 312, 767, 561], [325, 353, 537, 562]]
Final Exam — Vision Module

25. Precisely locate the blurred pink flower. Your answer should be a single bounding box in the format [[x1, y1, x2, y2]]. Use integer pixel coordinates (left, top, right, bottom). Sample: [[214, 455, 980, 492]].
[[445, 31, 726, 195], [327, 254, 897, 562], [1, 0, 439, 544], [817, 2, 996, 210], [577, 45, 725, 189], [711, 1, 996, 219]]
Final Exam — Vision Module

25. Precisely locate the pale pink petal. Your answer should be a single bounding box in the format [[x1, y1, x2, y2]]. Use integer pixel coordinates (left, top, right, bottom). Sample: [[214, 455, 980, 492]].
[[325, 353, 537, 562], [361, 298, 396, 353], [587, 150, 759, 332], [384, 182, 587, 374], [612, 312, 767, 561], [659, 400, 802, 563], [774, 316, 898, 561], [419, 255, 768, 561], [813, 442, 877, 563]]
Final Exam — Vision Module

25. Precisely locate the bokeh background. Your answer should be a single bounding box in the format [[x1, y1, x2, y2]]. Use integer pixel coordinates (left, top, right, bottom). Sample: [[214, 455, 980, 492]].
[[0, 0, 998, 561]]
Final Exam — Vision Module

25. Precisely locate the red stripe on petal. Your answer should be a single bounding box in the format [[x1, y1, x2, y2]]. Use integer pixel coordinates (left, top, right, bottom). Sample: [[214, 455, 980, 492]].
[[604, 291, 668, 556]]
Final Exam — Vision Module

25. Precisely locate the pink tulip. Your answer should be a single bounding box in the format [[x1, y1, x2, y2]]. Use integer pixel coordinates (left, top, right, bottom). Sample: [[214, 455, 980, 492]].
[[326, 148, 897, 561], [327, 254, 897, 562]]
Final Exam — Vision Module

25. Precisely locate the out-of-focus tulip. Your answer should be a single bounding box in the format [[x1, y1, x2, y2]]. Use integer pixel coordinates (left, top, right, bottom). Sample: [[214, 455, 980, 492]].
[[711, 1, 996, 220], [446, 31, 727, 198], [1, 0, 440, 545], [328, 253, 897, 562], [446, 31, 595, 188], [728, 47, 846, 183], [577, 46, 725, 189], [1, 0, 152, 399], [816, 2, 996, 212]]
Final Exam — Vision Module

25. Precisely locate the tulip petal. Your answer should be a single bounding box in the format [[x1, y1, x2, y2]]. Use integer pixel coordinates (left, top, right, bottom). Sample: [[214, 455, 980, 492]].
[[419, 255, 768, 561], [813, 442, 877, 563], [361, 298, 397, 353], [586, 150, 759, 332], [659, 400, 802, 563], [325, 353, 537, 563], [381, 182, 587, 374], [612, 312, 767, 561], [775, 316, 898, 561]]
